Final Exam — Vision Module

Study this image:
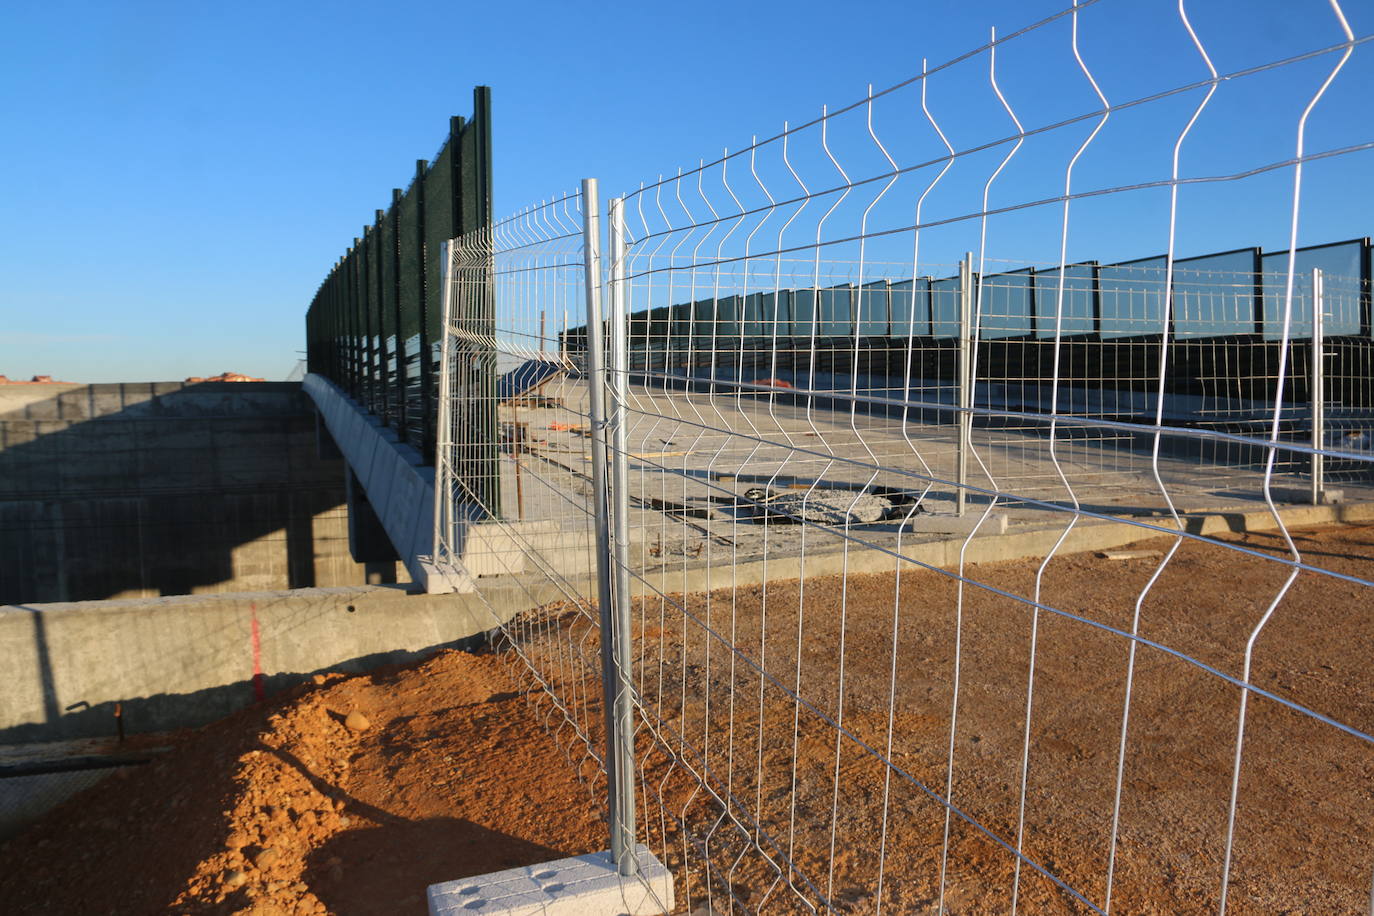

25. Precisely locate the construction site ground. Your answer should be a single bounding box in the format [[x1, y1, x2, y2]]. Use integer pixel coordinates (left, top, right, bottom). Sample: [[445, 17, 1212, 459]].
[[0, 522, 1370, 914]]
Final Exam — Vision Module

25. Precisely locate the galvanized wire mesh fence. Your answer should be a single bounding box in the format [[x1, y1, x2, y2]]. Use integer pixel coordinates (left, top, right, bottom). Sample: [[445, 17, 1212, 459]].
[[436, 1, 1374, 912]]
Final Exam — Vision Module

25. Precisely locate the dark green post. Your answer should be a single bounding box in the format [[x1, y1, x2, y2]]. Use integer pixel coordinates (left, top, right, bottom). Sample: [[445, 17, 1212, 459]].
[[375, 209, 389, 421], [392, 188, 407, 442], [415, 158, 432, 457], [360, 226, 373, 410]]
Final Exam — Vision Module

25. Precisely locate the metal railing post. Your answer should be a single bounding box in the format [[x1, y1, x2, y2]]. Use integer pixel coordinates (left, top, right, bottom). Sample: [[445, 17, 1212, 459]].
[[1311, 266, 1325, 505], [581, 179, 634, 872], [957, 252, 974, 517], [433, 240, 457, 564], [607, 196, 639, 876]]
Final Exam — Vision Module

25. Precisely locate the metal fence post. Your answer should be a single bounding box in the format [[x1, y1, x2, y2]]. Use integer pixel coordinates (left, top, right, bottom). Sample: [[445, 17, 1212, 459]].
[[607, 195, 639, 877], [957, 252, 974, 517], [433, 240, 456, 564], [580, 178, 634, 873], [1311, 266, 1325, 505]]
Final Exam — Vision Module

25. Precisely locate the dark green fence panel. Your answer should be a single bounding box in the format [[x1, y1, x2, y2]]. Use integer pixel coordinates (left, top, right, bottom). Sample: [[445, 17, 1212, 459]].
[[397, 167, 425, 449], [303, 86, 493, 510], [379, 202, 400, 433], [364, 224, 381, 416], [450, 89, 497, 514]]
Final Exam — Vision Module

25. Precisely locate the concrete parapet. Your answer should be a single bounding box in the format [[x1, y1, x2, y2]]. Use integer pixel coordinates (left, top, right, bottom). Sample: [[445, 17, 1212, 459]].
[[0, 584, 531, 745], [457, 519, 600, 578], [1, 381, 401, 603], [302, 374, 465, 594], [303, 374, 599, 591]]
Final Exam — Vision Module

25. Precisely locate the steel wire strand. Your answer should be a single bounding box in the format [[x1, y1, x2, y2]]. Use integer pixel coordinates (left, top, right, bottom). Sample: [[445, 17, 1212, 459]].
[[1217, 4, 1355, 912], [1010, 5, 1110, 910]]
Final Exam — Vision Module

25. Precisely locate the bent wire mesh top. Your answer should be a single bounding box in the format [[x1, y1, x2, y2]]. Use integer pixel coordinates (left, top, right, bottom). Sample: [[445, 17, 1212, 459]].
[[436, 2, 1374, 913]]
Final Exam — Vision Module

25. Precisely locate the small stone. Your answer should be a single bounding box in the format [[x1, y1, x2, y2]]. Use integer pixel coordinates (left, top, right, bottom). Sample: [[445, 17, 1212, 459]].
[[224, 869, 248, 889], [344, 710, 370, 732], [311, 674, 326, 685], [254, 848, 280, 870]]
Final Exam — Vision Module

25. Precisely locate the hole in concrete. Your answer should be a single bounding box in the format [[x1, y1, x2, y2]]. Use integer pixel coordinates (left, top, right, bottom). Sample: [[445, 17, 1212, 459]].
[[345, 605, 356, 613], [542, 883, 566, 893], [533, 870, 557, 880], [735, 485, 921, 526], [458, 886, 479, 895], [463, 900, 485, 910]]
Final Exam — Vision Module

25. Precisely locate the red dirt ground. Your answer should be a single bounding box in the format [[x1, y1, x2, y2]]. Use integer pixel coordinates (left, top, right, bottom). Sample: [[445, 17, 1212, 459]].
[[2, 523, 1372, 915], [0, 652, 606, 916]]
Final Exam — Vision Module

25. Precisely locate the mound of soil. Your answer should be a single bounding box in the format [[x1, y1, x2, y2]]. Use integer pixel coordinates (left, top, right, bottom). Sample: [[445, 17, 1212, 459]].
[[0, 651, 606, 915]]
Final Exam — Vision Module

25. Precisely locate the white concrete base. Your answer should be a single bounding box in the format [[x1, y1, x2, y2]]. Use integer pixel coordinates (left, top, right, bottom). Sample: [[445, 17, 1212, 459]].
[[427, 845, 674, 916], [415, 555, 478, 594], [1317, 487, 1345, 505], [905, 510, 1009, 536]]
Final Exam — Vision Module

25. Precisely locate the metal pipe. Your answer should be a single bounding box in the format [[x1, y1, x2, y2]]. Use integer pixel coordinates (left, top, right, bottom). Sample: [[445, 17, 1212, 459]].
[[957, 252, 974, 517], [607, 195, 639, 876], [1311, 266, 1325, 505], [432, 240, 457, 565], [580, 179, 626, 870]]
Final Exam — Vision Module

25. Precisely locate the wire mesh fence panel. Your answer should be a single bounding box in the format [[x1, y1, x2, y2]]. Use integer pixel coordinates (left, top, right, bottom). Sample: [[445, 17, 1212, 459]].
[[429, 2, 1374, 913], [435, 189, 626, 844], [601, 3, 1373, 914]]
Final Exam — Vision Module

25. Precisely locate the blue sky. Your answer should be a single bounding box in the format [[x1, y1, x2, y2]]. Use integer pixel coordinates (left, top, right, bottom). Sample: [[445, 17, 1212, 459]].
[[1, 0, 1369, 382]]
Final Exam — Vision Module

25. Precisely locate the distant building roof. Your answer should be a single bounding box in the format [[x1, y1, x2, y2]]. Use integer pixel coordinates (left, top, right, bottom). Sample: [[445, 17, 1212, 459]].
[[0, 374, 69, 384]]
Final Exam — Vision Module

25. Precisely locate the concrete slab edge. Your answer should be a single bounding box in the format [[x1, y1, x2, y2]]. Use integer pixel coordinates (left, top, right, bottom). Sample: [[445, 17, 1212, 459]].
[[627, 499, 1374, 599], [302, 374, 459, 594]]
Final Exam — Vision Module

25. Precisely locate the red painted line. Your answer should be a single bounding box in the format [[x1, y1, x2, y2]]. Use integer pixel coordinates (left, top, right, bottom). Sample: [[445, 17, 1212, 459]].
[[250, 602, 266, 703]]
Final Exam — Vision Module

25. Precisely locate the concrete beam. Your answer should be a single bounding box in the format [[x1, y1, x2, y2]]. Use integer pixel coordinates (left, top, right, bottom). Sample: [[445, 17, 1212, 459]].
[[302, 374, 470, 594], [0, 585, 517, 745]]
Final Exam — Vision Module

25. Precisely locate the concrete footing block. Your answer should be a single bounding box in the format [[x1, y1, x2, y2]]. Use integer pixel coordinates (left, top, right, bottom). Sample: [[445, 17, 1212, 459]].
[[427, 845, 674, 916], [905, 511, 1009, 536]]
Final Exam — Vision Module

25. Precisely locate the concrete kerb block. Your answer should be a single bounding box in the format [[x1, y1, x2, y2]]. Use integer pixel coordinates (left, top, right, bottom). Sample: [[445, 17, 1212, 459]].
[[905, 511, 1009, 537], [427, 845, 673, 916]]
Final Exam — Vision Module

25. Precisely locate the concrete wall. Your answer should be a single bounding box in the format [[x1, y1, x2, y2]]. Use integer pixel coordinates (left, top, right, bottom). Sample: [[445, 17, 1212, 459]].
[[0, 382, 405, 604], [0, 581, 548, 840], [0, 584, 528, 745]]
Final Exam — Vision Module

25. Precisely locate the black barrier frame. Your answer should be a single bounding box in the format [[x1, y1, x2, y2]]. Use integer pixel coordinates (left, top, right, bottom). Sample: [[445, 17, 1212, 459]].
[[305, 86, 493, 471]]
